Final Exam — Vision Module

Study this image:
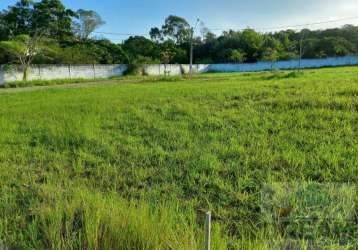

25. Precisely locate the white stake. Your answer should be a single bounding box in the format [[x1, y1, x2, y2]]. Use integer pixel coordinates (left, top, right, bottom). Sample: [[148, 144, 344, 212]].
[[205, 211, 211, 250]]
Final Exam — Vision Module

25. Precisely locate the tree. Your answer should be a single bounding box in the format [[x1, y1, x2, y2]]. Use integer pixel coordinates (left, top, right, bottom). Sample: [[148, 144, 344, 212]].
[[262, 36, 283, 69], [73, 9, 105, 41], [301, 38, 320, 59], [94, 39, 126, 64], [32, 0, 76, 41], [0, 0, 77, 41], [55, 44, 98, 64], [1, 1, 358, 67], [195, 31, 217, 63], [204, 31, 216, 42], [149, 27, 163, 42], [160, 44, 175, 65], [122, 36, 160, 62], [0, 0, 34, 38], [160, 49, 174, 76], [0, 34, 45, 80], [160, 15, 191, 45], [229, 49, 246, 63], [239, 29, 264, 62], [262, 48, 279, 70], [317, 37, 356, 57], [273, 30, 297, 54], [0, 12, 7, 41]]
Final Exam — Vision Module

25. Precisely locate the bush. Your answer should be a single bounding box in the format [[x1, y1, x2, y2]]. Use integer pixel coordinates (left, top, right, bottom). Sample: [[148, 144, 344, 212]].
[[124, 56, 160, 76], [123, 63, 144, 76]]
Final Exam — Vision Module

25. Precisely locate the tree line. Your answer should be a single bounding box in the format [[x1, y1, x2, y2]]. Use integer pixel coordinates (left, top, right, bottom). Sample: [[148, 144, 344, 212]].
[[1, 0, 358, 70]]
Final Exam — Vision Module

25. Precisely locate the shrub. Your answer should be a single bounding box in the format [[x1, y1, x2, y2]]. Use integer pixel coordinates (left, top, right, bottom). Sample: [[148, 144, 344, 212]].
[[124, 56, 160, 76]]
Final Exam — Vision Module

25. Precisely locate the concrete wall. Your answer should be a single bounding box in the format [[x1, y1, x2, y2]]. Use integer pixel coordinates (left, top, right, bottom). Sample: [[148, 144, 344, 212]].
[[143, 64, 209, 75], [1, 55, 358, 86], [143, 56, 358, 74], [208, 56, 358, 72], [0, 64, 127, 85]]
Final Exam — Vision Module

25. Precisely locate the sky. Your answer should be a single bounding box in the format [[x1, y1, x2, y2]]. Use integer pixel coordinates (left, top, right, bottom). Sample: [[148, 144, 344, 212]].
[[1, 0, 358, 42]]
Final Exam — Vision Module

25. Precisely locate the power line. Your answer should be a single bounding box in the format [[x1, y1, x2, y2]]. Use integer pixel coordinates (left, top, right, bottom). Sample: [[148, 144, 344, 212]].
[[207, 15, 358, 32], [82, 15, 358, 40], [260, 16, 358, 31], [91, 31, 149, 37]]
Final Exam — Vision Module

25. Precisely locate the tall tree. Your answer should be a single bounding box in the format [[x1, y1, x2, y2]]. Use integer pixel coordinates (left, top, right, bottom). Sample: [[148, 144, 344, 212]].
[[32, 0, 76, 41], [159, 40, 186, 64], [262, 48, 279, 70], [1, 0, 34, 38], [239, 29, 264, 62], [0, 12, 7, 41], [73, 9, 105, 41], [154, 15, 191, 45], [149, 27, 163, 42]]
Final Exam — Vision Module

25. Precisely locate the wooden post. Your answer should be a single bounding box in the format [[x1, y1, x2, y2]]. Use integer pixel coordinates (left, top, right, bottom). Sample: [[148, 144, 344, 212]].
[[205, 211, 211, 250]]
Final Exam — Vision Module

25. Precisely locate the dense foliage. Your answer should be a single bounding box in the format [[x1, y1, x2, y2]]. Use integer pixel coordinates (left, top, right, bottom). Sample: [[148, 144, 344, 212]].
[[0, 0, 358, 66]]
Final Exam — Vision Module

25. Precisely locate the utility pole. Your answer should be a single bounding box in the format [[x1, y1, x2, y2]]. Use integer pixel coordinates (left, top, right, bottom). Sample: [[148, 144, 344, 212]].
[[189, 18, 200, 75], [298, 29, 306, 72]]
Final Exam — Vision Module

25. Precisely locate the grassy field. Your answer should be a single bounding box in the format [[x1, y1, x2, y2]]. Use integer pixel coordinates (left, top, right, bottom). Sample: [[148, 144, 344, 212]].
[[1, 75, 181, 88], [1, 67, 358, 249]]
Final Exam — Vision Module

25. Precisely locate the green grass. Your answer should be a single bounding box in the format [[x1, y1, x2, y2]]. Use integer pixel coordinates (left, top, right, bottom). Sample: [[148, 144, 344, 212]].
[[1, 67, 358, 249], [2, 78, 101, 88], [2, 75, 185, 88]]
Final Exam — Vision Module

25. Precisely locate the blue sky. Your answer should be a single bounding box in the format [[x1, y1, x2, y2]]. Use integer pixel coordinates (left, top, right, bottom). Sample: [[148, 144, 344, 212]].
[[1, 0, 358, 42]]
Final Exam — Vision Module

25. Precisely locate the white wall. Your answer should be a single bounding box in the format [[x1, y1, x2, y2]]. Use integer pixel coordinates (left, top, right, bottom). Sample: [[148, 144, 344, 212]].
[[1, 56, 358, 86], [0, 64, 127, 85], [143, 64, 209, 75]]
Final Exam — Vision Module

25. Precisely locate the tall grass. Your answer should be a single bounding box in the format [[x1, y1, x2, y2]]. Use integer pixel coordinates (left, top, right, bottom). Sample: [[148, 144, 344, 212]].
[[0, 67, 358, 248], [0, 178, 227, 249], [34, 187, 227, 250], [2, 75, 185, 88], [3, 78, 100, 88]]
